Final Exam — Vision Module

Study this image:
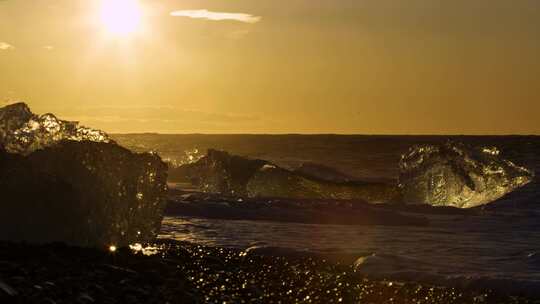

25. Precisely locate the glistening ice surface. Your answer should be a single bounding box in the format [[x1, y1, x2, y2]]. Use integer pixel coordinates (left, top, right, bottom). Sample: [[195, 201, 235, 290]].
[[399, 142, 533, 208], [0, 103, 109, 155]]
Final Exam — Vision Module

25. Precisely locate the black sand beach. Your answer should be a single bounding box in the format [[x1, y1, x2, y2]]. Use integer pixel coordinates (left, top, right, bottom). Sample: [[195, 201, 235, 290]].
[[1, 240, 537, 304]]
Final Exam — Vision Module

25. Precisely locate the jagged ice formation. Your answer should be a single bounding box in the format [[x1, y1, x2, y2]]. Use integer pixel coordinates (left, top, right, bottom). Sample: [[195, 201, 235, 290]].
[[399, 142, 534, 208], [0, 103, 168, 247]]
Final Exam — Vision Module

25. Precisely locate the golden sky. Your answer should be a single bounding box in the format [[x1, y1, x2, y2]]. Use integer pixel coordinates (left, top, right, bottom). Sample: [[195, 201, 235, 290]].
[[1, 0, 539, 134]]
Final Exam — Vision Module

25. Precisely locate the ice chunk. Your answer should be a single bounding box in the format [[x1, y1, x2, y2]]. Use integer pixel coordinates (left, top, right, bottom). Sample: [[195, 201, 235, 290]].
[[175, 149, 400, 203], [293, 162, 355, 183], [247, 165, 399, 202], [399, 142, 534, 208], [0, 103, 168, 247], [0, 102, 109, 155]]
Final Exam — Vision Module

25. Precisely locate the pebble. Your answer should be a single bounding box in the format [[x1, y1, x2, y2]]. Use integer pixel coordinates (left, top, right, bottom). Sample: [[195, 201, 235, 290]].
[[0, 240, 536, 304]]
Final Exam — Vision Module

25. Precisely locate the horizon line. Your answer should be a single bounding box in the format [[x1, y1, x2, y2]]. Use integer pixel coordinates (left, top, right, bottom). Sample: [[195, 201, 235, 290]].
[[110, 132, 540, 137]]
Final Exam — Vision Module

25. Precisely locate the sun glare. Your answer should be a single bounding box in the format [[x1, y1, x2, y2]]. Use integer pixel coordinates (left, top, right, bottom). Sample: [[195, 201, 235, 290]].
[[100, 0, 142, 37]]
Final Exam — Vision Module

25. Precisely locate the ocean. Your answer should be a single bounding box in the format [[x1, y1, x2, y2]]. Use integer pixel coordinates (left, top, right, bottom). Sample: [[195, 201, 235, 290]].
[[113, 134, 540, 295]]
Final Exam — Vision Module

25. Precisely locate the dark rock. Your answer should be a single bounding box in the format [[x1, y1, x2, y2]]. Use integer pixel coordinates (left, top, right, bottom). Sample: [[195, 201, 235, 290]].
[[1, 239, 536, 303], [77, 292, 95, 303], [0, 280, 17, 296]]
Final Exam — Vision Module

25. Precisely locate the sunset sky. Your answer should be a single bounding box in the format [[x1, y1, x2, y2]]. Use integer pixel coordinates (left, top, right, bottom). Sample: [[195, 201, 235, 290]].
[[1, 0, 539, 134]]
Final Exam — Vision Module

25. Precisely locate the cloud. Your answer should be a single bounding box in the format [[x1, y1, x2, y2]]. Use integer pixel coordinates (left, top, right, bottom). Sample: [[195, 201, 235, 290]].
[[170, 9, 261, 24], [0, 42, 14, 51]]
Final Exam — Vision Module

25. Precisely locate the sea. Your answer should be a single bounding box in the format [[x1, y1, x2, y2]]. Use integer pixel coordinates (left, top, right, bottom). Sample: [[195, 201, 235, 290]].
[[113, 134, 540, 296]]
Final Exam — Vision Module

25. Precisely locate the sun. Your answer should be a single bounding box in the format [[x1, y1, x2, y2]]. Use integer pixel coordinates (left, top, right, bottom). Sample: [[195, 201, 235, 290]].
[[100, 0, 142, 37]]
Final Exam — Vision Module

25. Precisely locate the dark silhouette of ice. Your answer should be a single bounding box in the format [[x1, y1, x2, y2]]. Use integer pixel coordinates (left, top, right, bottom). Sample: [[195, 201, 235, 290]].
[[0, 103, 168, 247], [399, 142, 534, 208], [176, 149, 400, 203], [293, 162, 356, 183], [246, 164, 399, 202]]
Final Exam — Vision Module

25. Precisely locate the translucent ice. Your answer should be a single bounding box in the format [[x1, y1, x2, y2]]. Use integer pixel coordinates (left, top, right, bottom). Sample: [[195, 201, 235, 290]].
[[176, 149, 400, 203], [0, 103, 167, 247], [0, 102, 109, 155], [399, 142, 534, 208]]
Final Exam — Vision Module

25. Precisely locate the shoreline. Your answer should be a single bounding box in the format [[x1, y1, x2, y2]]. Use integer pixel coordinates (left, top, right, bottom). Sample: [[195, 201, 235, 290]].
[[1, 239, 536, 303], [164, 188, 480, 228]]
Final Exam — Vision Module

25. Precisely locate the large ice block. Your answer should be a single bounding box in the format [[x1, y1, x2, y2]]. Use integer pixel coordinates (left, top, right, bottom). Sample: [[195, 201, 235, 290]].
[[0, 103, 168, 247], [399, 142, 533, 208]]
